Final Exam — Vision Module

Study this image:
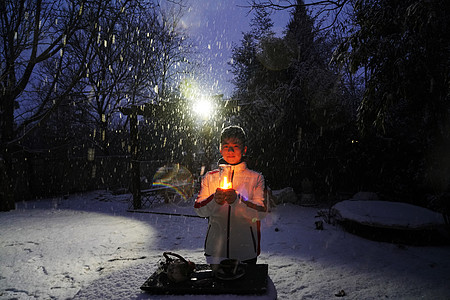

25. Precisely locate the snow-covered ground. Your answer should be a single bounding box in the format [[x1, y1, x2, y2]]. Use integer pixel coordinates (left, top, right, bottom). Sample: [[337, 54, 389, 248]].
[[1, 190, 450, 299]]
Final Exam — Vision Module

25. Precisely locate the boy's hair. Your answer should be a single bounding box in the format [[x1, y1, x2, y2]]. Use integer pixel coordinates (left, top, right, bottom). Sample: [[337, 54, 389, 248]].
[[220, 125, 246, 146]]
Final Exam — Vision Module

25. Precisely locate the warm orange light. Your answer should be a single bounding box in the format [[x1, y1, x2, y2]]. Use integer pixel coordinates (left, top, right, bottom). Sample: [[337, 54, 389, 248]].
[[220, 176, 232, 189]]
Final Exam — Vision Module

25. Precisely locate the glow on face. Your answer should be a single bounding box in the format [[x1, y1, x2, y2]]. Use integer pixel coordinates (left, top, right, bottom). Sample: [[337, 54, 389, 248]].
[[220, 139, 246, 165]]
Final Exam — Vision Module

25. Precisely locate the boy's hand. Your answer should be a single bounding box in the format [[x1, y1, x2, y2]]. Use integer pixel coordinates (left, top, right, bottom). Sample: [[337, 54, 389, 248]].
[[214, 188, 227, 205], [215, 188, 237, 205], [224, 189, 237, 204]]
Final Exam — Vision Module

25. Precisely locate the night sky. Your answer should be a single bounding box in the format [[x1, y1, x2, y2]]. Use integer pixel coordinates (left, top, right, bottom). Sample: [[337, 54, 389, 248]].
[[179, 0, 291, 98]]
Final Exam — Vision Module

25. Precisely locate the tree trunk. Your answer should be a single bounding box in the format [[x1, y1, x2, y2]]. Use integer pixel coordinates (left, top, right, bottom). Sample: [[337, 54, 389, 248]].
[[130, 112, 141, 209], [0, 155, 15, 211], [0, 92, 17, 211]]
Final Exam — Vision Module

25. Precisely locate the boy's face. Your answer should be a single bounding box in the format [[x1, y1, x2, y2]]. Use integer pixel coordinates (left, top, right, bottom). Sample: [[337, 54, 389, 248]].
[[220, 138, 247, 165]]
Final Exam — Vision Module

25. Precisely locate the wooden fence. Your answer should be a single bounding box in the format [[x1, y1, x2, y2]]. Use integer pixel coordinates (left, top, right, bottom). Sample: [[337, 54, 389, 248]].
[[11, 156, 165, 201]]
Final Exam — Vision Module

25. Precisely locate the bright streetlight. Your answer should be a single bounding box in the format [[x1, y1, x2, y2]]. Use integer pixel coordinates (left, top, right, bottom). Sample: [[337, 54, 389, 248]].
[[192, 95, 213, 120]]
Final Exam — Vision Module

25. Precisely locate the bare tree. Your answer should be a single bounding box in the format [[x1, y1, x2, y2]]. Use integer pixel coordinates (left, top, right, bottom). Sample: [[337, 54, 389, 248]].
[[247, 0, 350, 30], [0, 0, 136, 211], [69, 2, 164, 155]]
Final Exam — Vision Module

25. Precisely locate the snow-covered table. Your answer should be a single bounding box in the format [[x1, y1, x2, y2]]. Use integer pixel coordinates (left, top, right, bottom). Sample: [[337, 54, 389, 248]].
[[333, 200, 446, 229], [331, 200, 448, 245]]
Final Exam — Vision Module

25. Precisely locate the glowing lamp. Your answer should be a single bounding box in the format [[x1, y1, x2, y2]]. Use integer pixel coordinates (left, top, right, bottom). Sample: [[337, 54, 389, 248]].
[[220, 176, 232, 190]]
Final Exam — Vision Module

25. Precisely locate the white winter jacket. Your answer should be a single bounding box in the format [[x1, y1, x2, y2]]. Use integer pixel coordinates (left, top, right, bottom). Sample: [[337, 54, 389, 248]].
[[194, 161, 267, 261]]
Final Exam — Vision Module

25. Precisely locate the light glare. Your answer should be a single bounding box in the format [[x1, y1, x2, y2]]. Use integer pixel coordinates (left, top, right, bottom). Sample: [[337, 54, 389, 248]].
[[193, 97, 213, 119]]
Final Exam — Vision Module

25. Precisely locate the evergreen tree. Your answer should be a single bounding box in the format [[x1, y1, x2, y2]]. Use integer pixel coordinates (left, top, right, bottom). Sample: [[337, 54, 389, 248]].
[[231, 0, 352, 196], [335, 0, 450, 203]]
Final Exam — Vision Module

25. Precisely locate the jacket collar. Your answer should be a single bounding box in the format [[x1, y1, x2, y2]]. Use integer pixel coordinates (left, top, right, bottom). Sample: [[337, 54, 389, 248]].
[[218, 158, 247, 173]]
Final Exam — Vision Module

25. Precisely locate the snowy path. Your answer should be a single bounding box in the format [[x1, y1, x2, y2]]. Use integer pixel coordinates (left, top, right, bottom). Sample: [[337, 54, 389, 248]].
[[1, 190, 449, 299]]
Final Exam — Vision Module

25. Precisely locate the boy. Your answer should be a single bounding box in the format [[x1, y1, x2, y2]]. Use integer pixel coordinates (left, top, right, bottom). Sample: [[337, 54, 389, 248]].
[[194, 125, 267, 264]]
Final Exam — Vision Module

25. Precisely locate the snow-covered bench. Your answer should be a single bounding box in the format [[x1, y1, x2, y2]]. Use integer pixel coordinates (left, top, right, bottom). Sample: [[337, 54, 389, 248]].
[[128, 182, 193, 210]]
